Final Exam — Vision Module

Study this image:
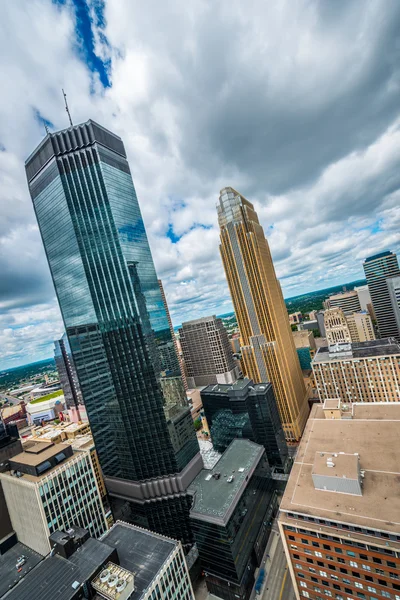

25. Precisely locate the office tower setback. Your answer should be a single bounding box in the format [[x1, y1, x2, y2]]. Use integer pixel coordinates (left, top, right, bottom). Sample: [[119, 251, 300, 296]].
[[54, 333, 83, 409], [312, 338, 400, 403], [324, 307, 352, 345], [326, 290, 361, 315], [189, 439, 278, 600], [217, 187, 308, 441], [179, 315, 240, 388], [363, 251, 400, 339], [26, 121, 201, 546], [0, 440, 107, 555], [346, 311, 375, 343], [201, 378, 288, 469], [158, 279, 188, 390], [279, 402, 400, 600]]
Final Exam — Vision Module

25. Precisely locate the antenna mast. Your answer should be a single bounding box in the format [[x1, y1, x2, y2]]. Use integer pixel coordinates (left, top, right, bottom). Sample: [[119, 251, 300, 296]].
[[62, 89, 73, 127]]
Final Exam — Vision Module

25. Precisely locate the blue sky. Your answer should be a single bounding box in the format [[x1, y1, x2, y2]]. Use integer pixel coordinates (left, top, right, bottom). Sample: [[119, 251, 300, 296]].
[[1, 0, 400, 369]]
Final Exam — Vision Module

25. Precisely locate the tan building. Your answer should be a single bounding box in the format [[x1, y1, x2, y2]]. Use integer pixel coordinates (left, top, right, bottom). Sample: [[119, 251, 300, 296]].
[[346, 311, 375, 343], [279, 401, 400, 600], [324, 307, 352, 345], [218, 187, 308, 441], [326, 290, 361, 315], [312, 338, 400, 403], [0, 440, 107, 555]]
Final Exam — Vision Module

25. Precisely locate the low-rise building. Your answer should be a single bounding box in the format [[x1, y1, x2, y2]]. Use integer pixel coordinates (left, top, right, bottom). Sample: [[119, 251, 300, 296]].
[[189, 439, 278, 600], [0, 440, 108, 555], [279, 402, 400, 600], [290, 312, 303, 324], [312, 338, 400, 403]]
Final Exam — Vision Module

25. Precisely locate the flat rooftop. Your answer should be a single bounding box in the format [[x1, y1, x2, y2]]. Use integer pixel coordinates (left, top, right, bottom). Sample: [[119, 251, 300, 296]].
[[0, 542, 42, 597], [313, 338, 400, 363], [312, 451, 359, 480], [189, 439, 264, 525], [279, 403, 400, 535], [202, 378, 250, 394], [100, 521, 176, 600], [10, 442, 69, 467], [323, 398, 340, 410]]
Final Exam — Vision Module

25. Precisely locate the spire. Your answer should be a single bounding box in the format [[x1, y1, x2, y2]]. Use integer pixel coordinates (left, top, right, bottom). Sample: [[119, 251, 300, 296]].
[[62, 89, 73, 127]]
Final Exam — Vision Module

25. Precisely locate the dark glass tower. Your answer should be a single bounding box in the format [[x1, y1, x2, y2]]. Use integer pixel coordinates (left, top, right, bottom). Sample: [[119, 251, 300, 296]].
[[54, 333, 83, 409], [201, 379, 289, 470], [25, 120, 202, 545]]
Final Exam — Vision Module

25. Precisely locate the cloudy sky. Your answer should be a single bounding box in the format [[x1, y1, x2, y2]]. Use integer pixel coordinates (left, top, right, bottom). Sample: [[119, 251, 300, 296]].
[[1, 0, 400, 370]]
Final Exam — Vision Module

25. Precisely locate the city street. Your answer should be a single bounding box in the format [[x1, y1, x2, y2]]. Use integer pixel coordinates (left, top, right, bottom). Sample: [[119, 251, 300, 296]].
[[251, 519, 296, 600]]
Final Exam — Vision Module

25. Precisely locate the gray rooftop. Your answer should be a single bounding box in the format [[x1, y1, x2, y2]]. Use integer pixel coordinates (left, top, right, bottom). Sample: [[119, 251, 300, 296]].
[[313, 338, 400, 363], [188, 439, 264, 525], [0, 542, 42, 598], [100, 521, 177, 600]]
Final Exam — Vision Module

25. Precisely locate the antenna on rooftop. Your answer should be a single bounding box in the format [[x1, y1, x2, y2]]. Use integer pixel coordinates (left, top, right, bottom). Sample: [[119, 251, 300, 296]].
[[44, 122, 49, 135], [62, 89, 73, 127]]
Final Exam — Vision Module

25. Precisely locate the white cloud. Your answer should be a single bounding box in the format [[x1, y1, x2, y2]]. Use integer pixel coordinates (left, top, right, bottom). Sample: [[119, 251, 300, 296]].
[[1, 0, 400, 368]]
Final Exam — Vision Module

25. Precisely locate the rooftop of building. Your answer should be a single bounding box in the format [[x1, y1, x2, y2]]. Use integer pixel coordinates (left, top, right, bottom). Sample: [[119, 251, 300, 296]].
[[100, 521, 177, 600], [279, 402, 400, 535], [312, 451, 360, 481], [189, 439, 264, 525], [328, 290, 358, 300], [9, 441, 69, 467], [2, 535, 114, 600], [364, 250, 393, 263], [0, 542, 42, 598], [181, 315, 219, 327], [313, 337, 400, 363], [323, 398, 341, 410], [201, 378, 271, 397]]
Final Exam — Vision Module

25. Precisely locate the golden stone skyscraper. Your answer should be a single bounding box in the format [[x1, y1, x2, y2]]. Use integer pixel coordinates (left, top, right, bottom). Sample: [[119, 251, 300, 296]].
[[217, 187, 309, 441]]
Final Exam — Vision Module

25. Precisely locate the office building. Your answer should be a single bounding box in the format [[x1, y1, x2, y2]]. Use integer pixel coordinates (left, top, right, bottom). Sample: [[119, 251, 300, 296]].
[[326, 290, 361, 315], [387, 276, 400, 334], [279, 402, 400, 600], [312, 338, 400, 403], [0, 520, 194, 600], [54, 333, 83, 409], [354, 285, 372, 313], [346, 311, 375, 343], [189, 439, 278, 600], [158, 279, 188, 390], [201, 378, 288, 469], [218, 187, 308, 441], [179, 315, 240, 388], [26, 120, 201, 545], [0, 439, 107, 555], [324, 308, 352, 345], [363, 251, 400, 339], [98, 521, 195, 600]]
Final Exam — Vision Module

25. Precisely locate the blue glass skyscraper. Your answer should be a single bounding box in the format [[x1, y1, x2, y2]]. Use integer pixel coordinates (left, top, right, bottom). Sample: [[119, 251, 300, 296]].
[[26, 120, 202, 545]]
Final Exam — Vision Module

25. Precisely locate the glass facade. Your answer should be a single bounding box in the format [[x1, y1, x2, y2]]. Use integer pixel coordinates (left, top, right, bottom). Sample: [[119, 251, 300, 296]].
[[26, 121, 200, 544], [201, 380, 288, 470], [54, 333, 83, 409]]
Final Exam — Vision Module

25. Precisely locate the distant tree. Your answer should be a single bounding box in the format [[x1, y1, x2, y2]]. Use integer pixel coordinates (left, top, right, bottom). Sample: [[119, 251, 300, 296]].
[[290, 324, 297, 331], [312, 329, 321, 338]]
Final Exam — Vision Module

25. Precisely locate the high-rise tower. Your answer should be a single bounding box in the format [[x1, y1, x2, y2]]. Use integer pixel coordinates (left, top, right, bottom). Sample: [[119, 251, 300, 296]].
[[217, 187, 308, 441], [363, 251, 400, 340], [25, 120, 202, 545]]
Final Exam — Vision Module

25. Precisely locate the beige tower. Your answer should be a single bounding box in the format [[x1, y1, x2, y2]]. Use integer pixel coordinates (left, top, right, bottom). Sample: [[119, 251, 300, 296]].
[[217, 187, 309, 441], [324, 307, 352, 345]]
